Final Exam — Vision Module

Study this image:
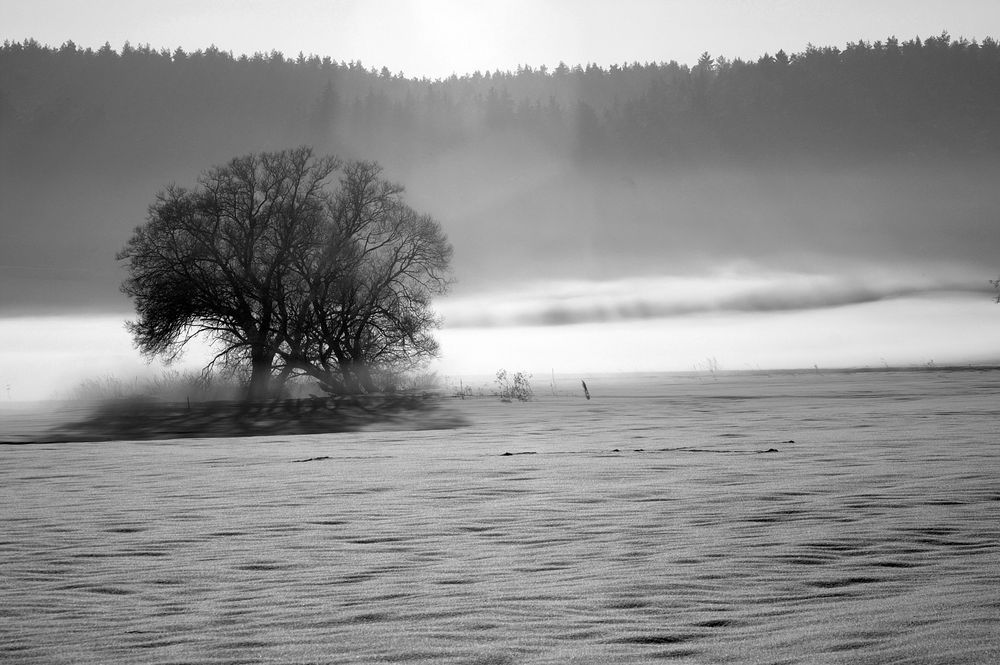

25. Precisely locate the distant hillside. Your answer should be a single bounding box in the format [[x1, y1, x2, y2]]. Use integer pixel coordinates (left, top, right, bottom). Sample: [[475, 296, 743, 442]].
[[3, 32, 1000, 176]]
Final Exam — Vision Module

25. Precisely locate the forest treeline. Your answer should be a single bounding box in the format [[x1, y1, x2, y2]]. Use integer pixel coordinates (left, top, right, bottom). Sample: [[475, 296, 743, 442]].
[[2, 32, 999, 176]]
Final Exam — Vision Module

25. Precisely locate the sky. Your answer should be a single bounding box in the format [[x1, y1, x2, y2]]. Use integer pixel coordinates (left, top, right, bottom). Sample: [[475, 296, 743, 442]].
[[4, 0, 1000, 399], [6, 0, 1000, 80]]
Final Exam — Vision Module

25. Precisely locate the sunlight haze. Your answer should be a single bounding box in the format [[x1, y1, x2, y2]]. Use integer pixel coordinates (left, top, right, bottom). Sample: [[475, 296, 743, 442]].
[[6, 1, 1000, 78]]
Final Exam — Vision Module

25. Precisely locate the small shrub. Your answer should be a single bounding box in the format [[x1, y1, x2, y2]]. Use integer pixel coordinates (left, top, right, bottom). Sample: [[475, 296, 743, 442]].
[[495, 369, 533, 402], [66, 375, 138, 401], [65, 369, 243, 402], [381, 369, 441, 393]]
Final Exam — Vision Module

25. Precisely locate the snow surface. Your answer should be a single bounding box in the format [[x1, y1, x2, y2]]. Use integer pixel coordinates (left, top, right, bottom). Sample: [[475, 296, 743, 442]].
[[2, 370, 998, 663]]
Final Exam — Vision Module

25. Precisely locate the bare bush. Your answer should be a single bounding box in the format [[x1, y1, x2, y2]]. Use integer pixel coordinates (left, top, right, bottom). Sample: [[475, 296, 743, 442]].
[[495, 369, 533, 402], [66, 370, 243, 402]]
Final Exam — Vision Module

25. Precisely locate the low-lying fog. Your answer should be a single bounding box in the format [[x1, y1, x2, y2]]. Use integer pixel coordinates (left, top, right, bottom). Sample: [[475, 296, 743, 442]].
[[3, 154, 1000, 400]]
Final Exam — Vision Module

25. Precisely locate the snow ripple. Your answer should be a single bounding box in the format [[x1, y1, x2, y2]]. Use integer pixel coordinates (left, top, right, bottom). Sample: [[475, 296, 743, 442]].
[[2, 371, 998, 663]]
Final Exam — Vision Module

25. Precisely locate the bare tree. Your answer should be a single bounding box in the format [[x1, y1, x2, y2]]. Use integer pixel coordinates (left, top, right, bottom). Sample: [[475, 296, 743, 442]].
[[118, 147, 452, 399], [274, 161, 453, 393]]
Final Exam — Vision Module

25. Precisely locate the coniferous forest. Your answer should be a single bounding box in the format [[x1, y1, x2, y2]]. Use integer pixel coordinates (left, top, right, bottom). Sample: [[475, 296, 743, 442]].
[[3, 33, 1000, 313], [4, 33, 1000, 170]]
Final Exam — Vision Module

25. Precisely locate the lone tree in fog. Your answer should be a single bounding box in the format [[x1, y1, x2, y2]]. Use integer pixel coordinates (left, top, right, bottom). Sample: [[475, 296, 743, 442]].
[[118, 147, 452, 399]]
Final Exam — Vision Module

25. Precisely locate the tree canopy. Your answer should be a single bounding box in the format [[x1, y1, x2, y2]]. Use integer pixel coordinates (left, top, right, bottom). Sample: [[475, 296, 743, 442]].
[[118, 147, 452, 398]]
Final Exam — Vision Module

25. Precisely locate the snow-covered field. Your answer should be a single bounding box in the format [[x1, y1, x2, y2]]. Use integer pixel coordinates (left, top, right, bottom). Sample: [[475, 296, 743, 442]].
[[2, 370, 998, 664]]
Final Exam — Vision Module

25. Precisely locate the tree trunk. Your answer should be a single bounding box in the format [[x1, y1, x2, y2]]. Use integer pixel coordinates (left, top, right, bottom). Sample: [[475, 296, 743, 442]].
[[341, 365, 361, 394], [247, 348, 275, 401], [354, 361, 376, 393], [340, 359, 375, 394]]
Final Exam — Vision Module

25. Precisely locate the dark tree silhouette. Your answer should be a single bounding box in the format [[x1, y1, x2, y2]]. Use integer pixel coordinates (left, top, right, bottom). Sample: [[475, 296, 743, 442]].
[[118, 147, 452, 399], [272, 161, 454, 393]]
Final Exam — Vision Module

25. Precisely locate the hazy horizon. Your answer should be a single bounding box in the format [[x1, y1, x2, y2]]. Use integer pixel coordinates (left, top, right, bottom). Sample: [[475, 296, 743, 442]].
[[7, 0, 1000, 80]]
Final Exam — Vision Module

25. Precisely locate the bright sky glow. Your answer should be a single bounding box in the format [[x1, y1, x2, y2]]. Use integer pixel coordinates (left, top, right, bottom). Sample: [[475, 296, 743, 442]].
[[5, 1, 1000, 78]]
